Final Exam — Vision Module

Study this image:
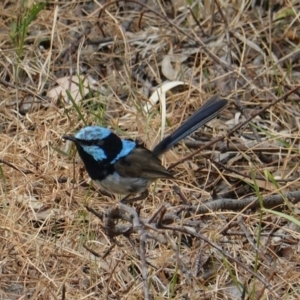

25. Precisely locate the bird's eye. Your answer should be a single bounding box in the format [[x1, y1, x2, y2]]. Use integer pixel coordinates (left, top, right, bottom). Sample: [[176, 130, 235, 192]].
[[96, 140, 104, 146]]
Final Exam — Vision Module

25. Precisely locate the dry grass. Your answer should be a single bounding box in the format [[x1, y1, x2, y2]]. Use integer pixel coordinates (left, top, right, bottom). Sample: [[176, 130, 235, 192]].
[[0, 0, 300, 299]]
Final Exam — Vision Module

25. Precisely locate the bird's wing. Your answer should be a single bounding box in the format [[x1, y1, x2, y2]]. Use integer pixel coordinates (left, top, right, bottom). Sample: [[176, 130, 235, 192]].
[[114, 147, 174, 179]]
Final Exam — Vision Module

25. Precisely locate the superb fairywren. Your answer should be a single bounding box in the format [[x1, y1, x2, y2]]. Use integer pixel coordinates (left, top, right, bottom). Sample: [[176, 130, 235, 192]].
[[63, 96, 227, 203]]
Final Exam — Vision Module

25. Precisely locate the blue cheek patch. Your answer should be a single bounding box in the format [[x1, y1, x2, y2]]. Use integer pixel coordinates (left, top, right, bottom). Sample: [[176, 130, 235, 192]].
[[111, 140, 136, 163], [81, 145, 107, 161], [75, 126, 111, 140]]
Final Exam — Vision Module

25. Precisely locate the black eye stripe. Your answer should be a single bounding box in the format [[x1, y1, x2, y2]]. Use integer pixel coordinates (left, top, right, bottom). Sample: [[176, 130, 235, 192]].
[[76, 139, 103, 146]]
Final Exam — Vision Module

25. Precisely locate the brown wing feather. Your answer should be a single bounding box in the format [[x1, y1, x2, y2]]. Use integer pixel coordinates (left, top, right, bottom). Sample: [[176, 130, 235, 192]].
[[115, 148, 174, 179]]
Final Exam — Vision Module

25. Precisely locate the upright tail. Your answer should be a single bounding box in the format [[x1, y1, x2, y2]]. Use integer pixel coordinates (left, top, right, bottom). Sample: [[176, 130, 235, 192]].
[[152, 95, 227, 157]]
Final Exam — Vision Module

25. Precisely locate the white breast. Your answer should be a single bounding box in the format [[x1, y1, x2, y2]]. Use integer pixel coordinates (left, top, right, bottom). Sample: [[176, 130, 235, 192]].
[[94, 172, 152, 195]]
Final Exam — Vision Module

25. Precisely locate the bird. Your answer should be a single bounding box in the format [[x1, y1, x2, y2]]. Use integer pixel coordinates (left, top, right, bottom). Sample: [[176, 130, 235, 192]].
[[63, 95, 227, 203]]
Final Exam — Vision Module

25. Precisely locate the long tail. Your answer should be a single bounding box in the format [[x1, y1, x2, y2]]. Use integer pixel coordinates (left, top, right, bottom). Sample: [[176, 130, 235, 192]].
[[152, 95, 227, 157]]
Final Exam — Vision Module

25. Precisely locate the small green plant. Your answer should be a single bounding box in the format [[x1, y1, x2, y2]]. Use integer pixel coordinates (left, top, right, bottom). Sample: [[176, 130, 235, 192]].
[[0, 164, 6, 194], [169, 265, 179, 298], [66, 89, 88, 126], [10, 0, 46, 59]]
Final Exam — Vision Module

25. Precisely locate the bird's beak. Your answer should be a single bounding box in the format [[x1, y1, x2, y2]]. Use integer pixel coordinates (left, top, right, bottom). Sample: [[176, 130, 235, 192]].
[[63, 135, 77, 142]]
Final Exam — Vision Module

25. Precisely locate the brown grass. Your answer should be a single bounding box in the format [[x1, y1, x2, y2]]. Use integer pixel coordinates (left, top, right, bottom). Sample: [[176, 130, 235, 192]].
[[0, 0, 300, 299]]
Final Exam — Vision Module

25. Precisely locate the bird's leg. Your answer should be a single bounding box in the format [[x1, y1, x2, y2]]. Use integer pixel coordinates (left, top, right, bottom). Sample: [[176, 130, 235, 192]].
[[121, 190, 149, 204]]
